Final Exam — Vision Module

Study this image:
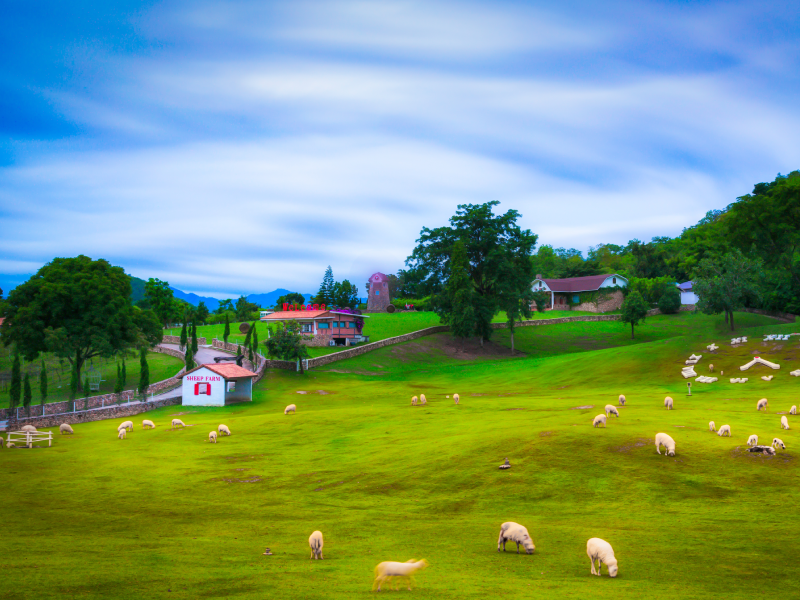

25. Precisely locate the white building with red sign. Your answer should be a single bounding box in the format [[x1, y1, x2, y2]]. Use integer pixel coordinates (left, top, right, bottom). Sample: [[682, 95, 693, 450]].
[[180, 363, 257, 406]]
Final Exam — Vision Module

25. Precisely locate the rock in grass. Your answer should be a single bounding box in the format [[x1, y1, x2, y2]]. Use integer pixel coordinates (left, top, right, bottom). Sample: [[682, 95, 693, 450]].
[[499, 458, 511, 470]]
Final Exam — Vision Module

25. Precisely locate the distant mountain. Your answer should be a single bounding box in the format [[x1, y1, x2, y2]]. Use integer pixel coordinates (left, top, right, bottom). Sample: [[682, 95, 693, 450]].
[[169, 287, 221, 311], [247, 290, 313, 308]]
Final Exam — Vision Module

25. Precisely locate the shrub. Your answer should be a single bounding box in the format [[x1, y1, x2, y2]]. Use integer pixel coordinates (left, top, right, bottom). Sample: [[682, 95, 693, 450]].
[[658, 288, 682, 314]]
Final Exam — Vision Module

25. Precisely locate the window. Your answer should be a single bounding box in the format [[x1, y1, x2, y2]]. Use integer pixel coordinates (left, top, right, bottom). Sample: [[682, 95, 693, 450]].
[[301, 323, 313, 333], [573, 295, 580, 303], [332, 322, 339, 328], [194, 382, 210, 395], [613, 277, 617, 284], [348, 322, 356, 328], [318, 322, 329, 329], [375, 290, 380, 295]]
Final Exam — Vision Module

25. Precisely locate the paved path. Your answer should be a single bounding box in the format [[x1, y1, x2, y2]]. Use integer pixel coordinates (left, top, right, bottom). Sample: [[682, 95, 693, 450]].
[[151, 344, 237, 400]]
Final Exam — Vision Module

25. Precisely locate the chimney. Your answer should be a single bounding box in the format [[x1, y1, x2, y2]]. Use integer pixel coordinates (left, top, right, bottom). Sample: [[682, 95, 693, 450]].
[[536, 274, 542, 280]]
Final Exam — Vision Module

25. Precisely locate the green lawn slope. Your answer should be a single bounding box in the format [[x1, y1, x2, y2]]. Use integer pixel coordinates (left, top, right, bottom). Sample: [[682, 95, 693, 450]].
[[2, 312, 799, 599]]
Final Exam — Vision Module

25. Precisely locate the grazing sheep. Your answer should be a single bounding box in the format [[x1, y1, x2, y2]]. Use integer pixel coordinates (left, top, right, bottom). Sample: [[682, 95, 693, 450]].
[[772, 438, 786, 450], [497, 522, 535, 554], [142, 420, 155, 429], [655, 432, 676, 456], [0, 436, 4, 448], [309, 530, 324, 559], [7, 442, 15, 448], [757, 398, 768, 412], [284, 404, 296, 415], [781, 416, 790, 430], [749, 445, 776, 455], [21, 425, 37, 432], [593, 414, 607, 428], [605, 405, 620, 418], [118, 420, 134, 432], [747, 434, 759, 447], [411, 396, 417, 406], [718, 424, 731, 437], [791, 406, 797, 416], [618, 394, 626, 406], [59, 423, 74, 435], [420, 394, 427, 405], [218, 424, 231, 436], [118, 428, 126, 440], [709, 364, 714, 372], [208, 431, 217, 443], [171, 418, 186, 429], [664, 397, 674, 410], [454, 393, 460, 405], [709, 421, 716, 432], [587, 537, 618, 578], [372, 559, 429, 592]]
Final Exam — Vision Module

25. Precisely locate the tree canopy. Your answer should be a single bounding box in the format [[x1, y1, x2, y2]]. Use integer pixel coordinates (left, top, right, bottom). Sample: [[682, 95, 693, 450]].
[[1, 255, 162, 383], [693, 250, 762, 331], [265, 320, 309, 373], [144, 278, 176, 328], [406, 201, 537, 342]]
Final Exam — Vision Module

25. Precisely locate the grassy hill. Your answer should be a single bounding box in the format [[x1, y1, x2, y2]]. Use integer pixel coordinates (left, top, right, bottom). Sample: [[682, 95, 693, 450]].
[[2, 312, 799, 599]]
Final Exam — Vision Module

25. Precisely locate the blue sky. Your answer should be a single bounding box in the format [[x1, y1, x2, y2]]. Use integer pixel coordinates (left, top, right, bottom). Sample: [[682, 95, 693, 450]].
[[2, 0, 800, 298]]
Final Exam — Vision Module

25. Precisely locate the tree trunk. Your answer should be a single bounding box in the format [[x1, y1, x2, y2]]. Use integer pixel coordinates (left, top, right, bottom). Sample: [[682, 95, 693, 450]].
[[730, 310, 735, 331], [631, 322, 635, 339], [724, 311, 729, 325], [510, 329, 515, 355]]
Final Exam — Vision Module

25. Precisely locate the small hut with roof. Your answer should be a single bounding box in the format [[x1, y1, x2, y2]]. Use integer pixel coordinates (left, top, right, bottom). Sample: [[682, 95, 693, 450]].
[[180, 363, 257, 406]]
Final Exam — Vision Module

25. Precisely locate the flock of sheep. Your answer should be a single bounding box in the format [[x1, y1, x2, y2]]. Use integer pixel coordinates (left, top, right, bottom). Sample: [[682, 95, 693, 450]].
[[110, 418, 233, 443], [592, 393, 793, 458]]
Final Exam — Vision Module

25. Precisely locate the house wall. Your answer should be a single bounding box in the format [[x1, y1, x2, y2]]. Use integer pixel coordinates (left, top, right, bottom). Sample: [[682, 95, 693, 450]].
[[225, 377, 252, 403], [182, 367, 226, 406], [681, 291, 699, 304], [572, 290, 626, 313]]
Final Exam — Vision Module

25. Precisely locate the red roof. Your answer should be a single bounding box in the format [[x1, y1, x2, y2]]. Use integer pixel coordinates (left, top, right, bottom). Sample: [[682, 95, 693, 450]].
[[369, 272, 389, 283], [264, 310, 330, 320], [180, 363, 257, 380], [538, 274, 625, 293]]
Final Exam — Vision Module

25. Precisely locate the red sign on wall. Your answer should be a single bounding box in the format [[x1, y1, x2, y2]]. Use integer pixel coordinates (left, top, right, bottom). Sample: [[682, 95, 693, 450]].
[[283, 303, 325, 311]]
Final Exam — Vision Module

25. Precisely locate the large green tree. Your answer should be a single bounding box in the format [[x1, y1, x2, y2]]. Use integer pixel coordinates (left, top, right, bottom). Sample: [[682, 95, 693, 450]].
[[235, 296, 258, 321], [620, 290, 649, 339], [693, 250, 762, 331], [144, 278, 176, 329], [265, 321, 309, 373], [440, 241, 475, 346], [195, 301, 210, 323], [495, 243, 535, 355], [331, 280, 359, 308], [276, 292, 306, 309], [406, 202, 538, 344], [1, 256, 162, 389]]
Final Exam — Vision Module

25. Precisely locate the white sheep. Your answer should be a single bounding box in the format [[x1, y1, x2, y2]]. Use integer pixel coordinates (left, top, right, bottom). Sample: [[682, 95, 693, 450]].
[[747, 434, 759, 447], [372, 559, 429, 592], [284, 404, 296, 415], [309, 530, 324, 559], [208, 431, 217, 443], [411, 396, 417, 406], [118, 420, 134, 432], [454, 393, 460, 405], [593, 414, 607, 428], [7, 442, 15, 448], [655, 432, 676, 456], [171, 418, 186, 429], [709, 421, 716, 432], [0, 436, 4, 448], [605, 405, 620, 418], [118, 428, 126, 440], [497, 522, 535, 554], [791, 406, 797, 415], [618, 394, 626, 406], [21, 425, 37, 432], [772, 438, 786, 450], [664, 397, 673, 410], [59, 423, 74, 435], [781, 416, 790, 430], [587, 537, 618, 578], [142, 420, 155, 429], [718, 424, 731, 437], [420, 394, 427, 405], [757, 398, 768, 412], [218, 424, 231, 436]]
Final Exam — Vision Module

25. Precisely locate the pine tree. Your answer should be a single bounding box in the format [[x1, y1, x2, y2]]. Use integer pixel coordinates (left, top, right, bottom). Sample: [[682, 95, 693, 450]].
[[9, 350, 21, 410], [252, 323, 259, 364], [40, 361, 48, 408], [23, 371, 32, 417], [179, 321, 188, 351], [121, 361, 127, 390], [191, 321, 198, 355], [138, 348, 150, 399], [243, 325, 252, 351], [223, 314, 231, 343], [185, 343, 195, 371], [314, 266, 335, 306], [114, 363, 123, 402], [443, 241, 475, 347]]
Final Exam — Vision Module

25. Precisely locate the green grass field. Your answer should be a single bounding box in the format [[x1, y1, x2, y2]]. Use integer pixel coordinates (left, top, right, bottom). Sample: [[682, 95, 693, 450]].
[[0, 351, 184, 409], [3, 311, 799, 599]]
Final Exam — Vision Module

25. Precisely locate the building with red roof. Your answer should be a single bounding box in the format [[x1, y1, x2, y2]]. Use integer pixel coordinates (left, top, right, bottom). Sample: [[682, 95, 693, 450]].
[[179, 363, 257, 406], [532, 274, 628, 312], [262, 309, 370, 347]]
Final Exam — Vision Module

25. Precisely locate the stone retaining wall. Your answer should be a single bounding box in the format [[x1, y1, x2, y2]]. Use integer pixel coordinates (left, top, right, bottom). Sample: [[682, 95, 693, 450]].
[[211, 339, 296, 371], [4, 396, 183, 430], [162, 335, 207, 346], [742, 307, 797, 323], [151, 345, 185, 360]]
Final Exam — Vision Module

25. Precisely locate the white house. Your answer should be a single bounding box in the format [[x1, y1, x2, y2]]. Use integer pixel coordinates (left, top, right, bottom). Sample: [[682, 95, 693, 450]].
[[180, 363, 257, 406], [677, 281, 698, 305]]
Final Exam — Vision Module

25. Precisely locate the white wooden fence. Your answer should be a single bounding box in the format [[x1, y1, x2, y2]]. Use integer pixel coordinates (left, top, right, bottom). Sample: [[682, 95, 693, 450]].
[[6, 430, 54, 448]]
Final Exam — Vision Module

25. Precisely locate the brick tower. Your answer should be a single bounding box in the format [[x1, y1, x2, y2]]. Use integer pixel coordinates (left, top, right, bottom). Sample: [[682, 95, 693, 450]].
[[367, 272, 390, 311]]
